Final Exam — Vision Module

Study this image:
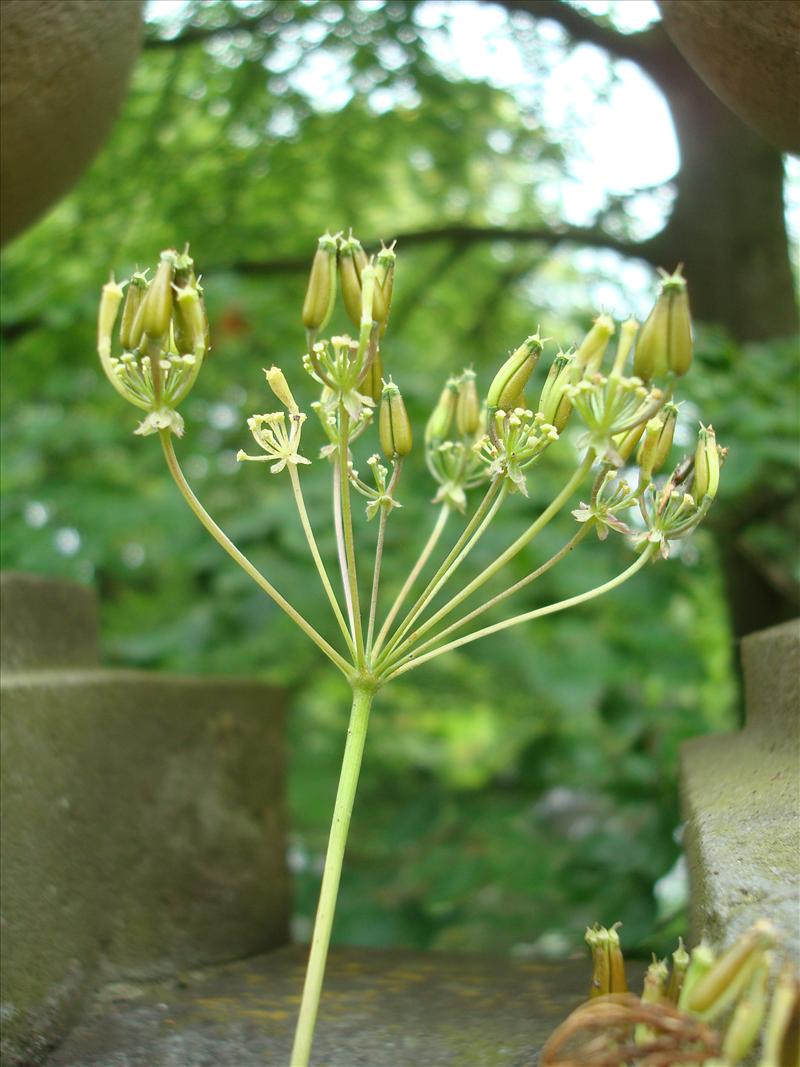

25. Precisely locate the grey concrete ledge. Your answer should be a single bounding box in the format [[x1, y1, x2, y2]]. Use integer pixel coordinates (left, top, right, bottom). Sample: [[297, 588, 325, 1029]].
[[1, 571, 100, 672], [46, 946, 608, 1067], [2, 649, 290, 1065], [682, 618, 800, 962]]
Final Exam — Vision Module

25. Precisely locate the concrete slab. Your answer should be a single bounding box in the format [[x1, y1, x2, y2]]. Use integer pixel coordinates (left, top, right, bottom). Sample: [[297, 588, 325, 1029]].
[[46, 946, 598, 1067], [2, 669, 289, 1065], [1, 571, 100, 671], [682, 618, 800, 959]]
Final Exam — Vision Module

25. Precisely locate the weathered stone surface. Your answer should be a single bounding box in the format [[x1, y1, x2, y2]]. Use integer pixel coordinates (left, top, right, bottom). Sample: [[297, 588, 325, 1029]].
[[46, 946, 603, 1067], [1, 1, 143, 243], [682, 618, 800, 960], [2, 577, 290, 1067], [657, 1, 800, 154], [0, 571, 100, 671]]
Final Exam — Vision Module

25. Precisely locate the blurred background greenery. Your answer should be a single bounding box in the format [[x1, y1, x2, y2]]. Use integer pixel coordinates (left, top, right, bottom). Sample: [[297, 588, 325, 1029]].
[[1, 0, 797, 961]]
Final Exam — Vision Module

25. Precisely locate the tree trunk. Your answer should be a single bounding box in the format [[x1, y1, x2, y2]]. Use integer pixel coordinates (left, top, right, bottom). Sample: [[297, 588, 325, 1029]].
[[640, 41, 798, 342]]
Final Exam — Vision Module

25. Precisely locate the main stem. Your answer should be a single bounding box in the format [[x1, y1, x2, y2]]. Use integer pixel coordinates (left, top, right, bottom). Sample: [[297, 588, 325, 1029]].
[[290, 684, 374, 1067]]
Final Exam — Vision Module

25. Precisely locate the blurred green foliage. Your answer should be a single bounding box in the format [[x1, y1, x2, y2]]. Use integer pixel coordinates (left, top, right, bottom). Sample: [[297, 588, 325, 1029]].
[[2, 0, 795, 960]]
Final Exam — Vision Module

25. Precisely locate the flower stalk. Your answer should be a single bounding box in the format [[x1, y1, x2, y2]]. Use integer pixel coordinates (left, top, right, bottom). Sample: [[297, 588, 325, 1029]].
[[96, 239, 723, 1066]]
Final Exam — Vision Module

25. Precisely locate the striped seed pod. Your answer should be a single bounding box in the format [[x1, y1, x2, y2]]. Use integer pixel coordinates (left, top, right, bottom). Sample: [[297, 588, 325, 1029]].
[[338, 234, 369, 328], [302, 233, 338, 332], [574, 314, 615, 374], [634, 267, 693, 381], [692, 424, 720, 503], [487, 335, 543, 411], [141, 250, 177, 343], [456, 370, 481, 436], [119, 271, 149, 351], [379, 380, 412, 459], [538, 352, 575, 432], [426, 379, 459, 445], [362, 349, 384, 403], [686, 921, 776, 1018]]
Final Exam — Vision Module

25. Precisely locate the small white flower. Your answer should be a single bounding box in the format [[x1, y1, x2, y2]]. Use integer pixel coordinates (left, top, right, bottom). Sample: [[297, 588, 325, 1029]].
[[134, 407, 185, 437], [237, 411, 311, 474]]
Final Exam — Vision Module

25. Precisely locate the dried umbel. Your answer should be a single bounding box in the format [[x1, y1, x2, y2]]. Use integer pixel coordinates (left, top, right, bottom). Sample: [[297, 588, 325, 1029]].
[[542, 921, 798, 1067], [97, 233, 725, 1067]]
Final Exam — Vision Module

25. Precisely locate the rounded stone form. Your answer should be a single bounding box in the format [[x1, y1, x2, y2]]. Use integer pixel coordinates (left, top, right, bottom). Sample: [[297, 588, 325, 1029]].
[[658, 1, 800, 154], [0, 0, 144, 244]]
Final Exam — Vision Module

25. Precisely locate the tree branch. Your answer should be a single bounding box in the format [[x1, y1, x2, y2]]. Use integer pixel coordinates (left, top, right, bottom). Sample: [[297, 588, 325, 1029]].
[[144, 10, 276, 50], [224, 222, 651, 276], [498, 0, 667, 73]]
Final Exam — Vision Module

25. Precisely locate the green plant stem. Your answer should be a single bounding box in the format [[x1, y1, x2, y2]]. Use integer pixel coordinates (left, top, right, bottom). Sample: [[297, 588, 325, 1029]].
[[338, 406, 365, 667], [332, 462, 356, 638], [383, 543, 657, 681], [366, 459, 403, 656], [371, 504, 450, 658], [376, 478, 504, 667], [159, 432, 351, 677], [383, 453, 594, 670], [403, 523, 593, 663], [288, 464, 355, 659], [290, 683, 374, 1066]]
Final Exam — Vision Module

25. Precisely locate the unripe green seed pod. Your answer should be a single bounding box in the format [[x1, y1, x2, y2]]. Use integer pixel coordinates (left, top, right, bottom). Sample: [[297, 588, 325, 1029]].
[[586, 926, 611, 998], [611, 317, 639, 376], [302, 233, 338, 332], [722, 956, 769, 1064], [608, 925, 627, 994], [652, 402, 677, 472], [363, 349, 384, 403], [759, 961, 800, 1067], [373, 244, 396, 327], [426, 379, 458, 444], [678, 941, 715, 1011], [575, 314, 615, 374], [686, 920, 775, 1016], [637, 416, 665, 484], [634, 267, 693, 381], [487, 335, 543, 411], [666, 938, 690, 1004], [173, 283, 209, 355], [142, 250, 177, 342], [456, 371, 481, 436], [265, 365, 299, 413], [634, 956, 670, 1046], [614, 420, 647, 463], [692, 424, 720, 503], [538, 352, 575, 432], [359, 262, 377, 330], [641, 957, 669, 1005], [338, 235, 368, 328], [119, 271, 149, 351], [379, 380, 412, 459], [98, 277, 125, 357]]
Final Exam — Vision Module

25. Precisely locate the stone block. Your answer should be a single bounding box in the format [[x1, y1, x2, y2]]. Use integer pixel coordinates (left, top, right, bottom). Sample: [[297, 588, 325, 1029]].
[[681, 618, 800, 960], [46, 946, 619, 1066], [0, 571, 100, 671], [1, 574, 290, 1065]]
